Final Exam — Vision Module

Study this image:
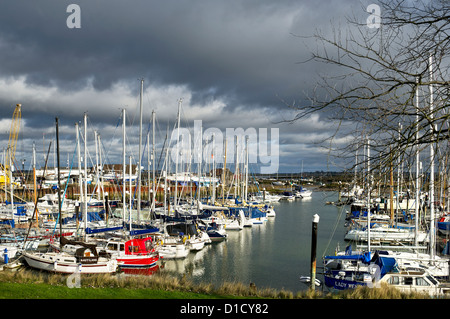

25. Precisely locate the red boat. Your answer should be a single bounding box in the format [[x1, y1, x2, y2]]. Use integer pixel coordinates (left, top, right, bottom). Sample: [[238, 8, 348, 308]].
[[103, 237, 159, 268]]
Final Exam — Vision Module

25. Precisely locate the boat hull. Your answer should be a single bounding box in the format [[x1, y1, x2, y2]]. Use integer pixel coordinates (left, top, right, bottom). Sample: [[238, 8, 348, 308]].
[[117, 254, 159, 268], [157, 243, 190, 259], [323, 274, 368, 290], [23, 252, 117, 274], [438, 221, 450, 235]]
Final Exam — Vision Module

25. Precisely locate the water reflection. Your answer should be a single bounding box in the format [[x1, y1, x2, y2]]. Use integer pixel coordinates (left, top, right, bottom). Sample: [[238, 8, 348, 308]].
[[121, 192, 347, 294], [160, 244, 212, 277], [120, 265, 160, 276]]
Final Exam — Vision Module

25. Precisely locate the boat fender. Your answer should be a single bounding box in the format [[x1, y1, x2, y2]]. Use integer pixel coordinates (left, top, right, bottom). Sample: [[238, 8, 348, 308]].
[[3, 248, 8, 264]]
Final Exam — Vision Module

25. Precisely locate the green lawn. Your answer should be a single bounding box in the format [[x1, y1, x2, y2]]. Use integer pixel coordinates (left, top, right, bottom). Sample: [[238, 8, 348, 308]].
[[0, 281, 238, 299], [0, 267, 439, 300]]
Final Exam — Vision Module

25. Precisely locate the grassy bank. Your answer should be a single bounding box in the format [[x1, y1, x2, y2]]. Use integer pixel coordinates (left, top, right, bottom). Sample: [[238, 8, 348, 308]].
[[0, 267, 437, 299]]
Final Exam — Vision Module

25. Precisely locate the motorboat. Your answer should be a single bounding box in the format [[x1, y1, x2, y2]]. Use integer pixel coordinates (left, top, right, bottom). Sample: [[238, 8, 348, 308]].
[[100, 237, 159, 268]]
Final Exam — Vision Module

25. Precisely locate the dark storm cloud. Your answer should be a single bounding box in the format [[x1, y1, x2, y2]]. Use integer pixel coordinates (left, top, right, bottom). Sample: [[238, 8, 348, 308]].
[[0, 0, 365, 172], [0, 0, 353, 106]]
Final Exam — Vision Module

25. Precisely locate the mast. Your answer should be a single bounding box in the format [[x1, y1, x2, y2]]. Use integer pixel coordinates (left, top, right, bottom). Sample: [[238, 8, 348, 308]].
[[197, 126, 202, 213], [137, 78, 144, 222], [354, 148, 358, 189], [415, 77, 420, 249], [75, 122, 82, 234], [95, 130, 99, 201], [3, 149, 6, 203], [83, 113, 88, 240], [122, 108, 126, 223], [212, 133, 216, 204], [147, 132, 150, 210], [222, 138, 227, 206], [8, 147, 13, 222], [245, 136, 249, 202], [390, 153, 394, 226], [164, 142, 169, 215], [396, 123, 402, 228], [151, 110, 156, 215], [55, 118, 62, 243], [429, 54, 435, 260], [129, 155, 132, 232], [234, 136, 239, 200], [367, 137, 371, 253], [32, 142, 37, 225], [99, 133, 105, 210], [174, 98, 182, 213]]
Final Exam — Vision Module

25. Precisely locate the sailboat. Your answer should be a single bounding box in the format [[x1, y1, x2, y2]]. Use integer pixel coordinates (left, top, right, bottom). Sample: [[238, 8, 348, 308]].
[[344, 224, 428, 244], [323, 247, 450, 295], [22, 118, 118, 274], [197, 219, 228, 242], [324, 67, 450, 295]]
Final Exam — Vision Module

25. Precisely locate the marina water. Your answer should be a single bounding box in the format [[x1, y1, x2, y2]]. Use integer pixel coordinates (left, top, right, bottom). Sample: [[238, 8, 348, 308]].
[[160, 190, 347, 293]]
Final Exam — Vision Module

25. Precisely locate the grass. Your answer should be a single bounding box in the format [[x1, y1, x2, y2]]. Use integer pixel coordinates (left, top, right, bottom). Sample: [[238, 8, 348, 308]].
[[0, 268, 292, 299], [0, 266, 443, 300]]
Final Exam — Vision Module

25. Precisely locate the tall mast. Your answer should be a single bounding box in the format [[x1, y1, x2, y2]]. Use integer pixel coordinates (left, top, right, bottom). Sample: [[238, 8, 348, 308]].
[[129, 155, 132, 232], [197, 126, 202, 213], [76, 122, 82, 233], [98, 133, 105, 210], [367, 137, 371, 254], [222, 138, 227, 206], [33, 142, 38, 225], [396, 123, 402, 228], [147, 132, 151, 213], [429, 54, 435, 260], [122, 108, 126, 222], [8, 148, 13, 221], [95, 130, 99, 200], [152, 110, 156, 214], [415, 77, 420, 249], [83, 113, 88, 240], [235, 136, 239, 200], [245, 136, 249, 202], [55, 118, 62, 243], [212, 133, 216, 204], [137, 78, 144, 222], [3, 149, 6, 203], [174, 98, 182, 212], [164, 142, 169, 215]]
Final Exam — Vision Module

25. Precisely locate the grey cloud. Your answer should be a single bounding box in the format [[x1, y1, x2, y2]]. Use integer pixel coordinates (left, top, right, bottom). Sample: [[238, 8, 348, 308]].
[[0, 0, 362, 172]]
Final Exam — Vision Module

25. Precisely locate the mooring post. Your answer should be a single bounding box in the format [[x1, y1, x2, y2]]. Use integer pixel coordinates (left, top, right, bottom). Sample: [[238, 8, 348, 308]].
[[105, 193, 110, 224], [310, 214, 320, 291]]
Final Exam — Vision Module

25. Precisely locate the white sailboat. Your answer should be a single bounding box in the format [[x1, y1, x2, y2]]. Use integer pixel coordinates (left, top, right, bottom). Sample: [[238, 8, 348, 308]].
[[324, 65, 450, 295], [23, 239, 118, 274], [23, 118, 118, 274], [344, 225, 428, 244]]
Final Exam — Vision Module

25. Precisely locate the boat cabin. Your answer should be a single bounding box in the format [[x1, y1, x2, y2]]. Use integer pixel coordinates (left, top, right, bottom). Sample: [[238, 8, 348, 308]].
[[105, 237, 155, 256], [380, 271, 450, 296], [125, 237, 155, 255]]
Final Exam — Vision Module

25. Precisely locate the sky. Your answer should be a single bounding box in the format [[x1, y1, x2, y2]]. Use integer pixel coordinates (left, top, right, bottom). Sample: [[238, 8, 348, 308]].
[[0, 0, 375, 174]]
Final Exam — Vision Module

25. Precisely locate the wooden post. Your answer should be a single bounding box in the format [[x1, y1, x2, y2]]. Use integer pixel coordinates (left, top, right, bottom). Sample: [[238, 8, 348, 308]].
[[310, 214, 320, 291], [105, 194, 109, 224]]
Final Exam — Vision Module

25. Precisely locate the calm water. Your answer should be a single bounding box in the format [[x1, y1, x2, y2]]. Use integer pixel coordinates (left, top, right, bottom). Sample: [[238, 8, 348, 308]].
[[160, 191, 349, 293]]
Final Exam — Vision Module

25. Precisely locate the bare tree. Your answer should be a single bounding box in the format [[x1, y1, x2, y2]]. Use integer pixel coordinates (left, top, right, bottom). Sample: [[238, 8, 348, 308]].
[[290, 0, 450, 178]]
